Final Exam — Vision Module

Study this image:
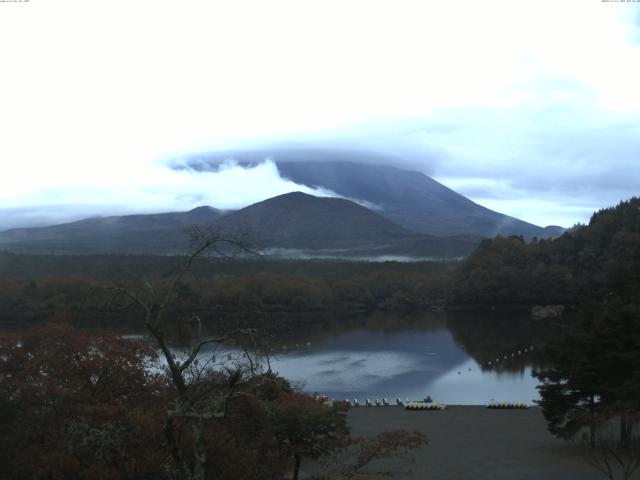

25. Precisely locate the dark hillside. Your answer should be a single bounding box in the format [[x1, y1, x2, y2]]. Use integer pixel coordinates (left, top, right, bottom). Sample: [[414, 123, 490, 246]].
[[0, 193, 480, 258], [0, 207, 225, 255], [212, 192, 480, 257], [451, 197, 640, 306], [212, 191, 407, 248]]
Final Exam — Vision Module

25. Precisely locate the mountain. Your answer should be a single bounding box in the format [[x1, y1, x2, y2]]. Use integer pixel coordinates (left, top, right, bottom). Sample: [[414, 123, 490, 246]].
[[0, 207, 224, 255], [0, 194, 479, 258], [276, 159, 547, 238], [212, 192, 479, 257], [179, 148, 563, 238], [541, 225, 567, 237], [1, 147, 564, 257], [213, 192, 405, 248]]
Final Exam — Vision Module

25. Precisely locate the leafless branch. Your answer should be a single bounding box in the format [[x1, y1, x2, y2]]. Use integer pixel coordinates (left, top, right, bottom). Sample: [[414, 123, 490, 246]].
[[582, 421, 640, 480], [107, 225, 268, 480], [178, 328, 257, 373]]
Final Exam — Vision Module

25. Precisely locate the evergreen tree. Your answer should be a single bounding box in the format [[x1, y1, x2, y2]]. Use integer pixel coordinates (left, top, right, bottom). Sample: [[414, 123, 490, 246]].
[[534, 301, 640, 445]]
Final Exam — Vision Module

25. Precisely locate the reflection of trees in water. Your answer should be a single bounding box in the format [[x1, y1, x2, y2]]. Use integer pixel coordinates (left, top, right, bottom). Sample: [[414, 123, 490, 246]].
[[90, 310, 450, 352], [208, 310, 448, 353], [364, 310, 446, 331], [446, 309, 559, 373], [73, 307, 566, 376]]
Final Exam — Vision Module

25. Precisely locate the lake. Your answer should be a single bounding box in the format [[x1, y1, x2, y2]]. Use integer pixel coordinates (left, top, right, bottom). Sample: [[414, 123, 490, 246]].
[[187, 311, 548, 405], [4, 309, 548, 406]]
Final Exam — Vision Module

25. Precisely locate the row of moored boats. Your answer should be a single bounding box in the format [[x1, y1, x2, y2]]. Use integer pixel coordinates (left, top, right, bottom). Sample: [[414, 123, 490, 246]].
[[336, 397, 530, 410]]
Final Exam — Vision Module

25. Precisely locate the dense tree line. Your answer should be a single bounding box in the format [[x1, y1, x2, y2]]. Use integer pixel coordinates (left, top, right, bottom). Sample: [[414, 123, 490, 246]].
[[451, 197, 640, 307], [2, 197, 638, 316], [0, 252, 450, 282], [534, 301, 640, 440], [474, 198, 640, 471], [451, 235, 577, 305], [0, 258, 452, 329], [450, 198, 640, 472]]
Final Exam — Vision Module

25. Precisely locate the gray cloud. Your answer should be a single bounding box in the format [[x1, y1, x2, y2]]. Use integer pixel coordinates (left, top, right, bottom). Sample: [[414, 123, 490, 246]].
[[160, 101, 639, 228], [356, 98, 638, 226]]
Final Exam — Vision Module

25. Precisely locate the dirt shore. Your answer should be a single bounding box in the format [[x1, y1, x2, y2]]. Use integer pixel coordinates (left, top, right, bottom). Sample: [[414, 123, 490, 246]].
[[347, 406, 608, 480]]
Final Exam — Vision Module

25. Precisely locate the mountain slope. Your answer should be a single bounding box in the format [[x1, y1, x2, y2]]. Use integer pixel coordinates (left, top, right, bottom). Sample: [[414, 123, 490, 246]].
[[0, 207, 224, 254], [178, 148, 562, 238], [212, 192, 480, 257], [213, 191, 407, 249], [0, 194, 480, 258], [277, 159, 542, 237]]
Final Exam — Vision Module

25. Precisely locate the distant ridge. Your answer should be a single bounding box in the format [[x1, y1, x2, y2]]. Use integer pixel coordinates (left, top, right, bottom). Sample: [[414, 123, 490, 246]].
[[1, 146, 567, 257], [178, 148, 564, 239], [276, 159, 547, 238], [0, 207, 225, 255], [211, 191, 480, 258], [0, 194, 480, 258]]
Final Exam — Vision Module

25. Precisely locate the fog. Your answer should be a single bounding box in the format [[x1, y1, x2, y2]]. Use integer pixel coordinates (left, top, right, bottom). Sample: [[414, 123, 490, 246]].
[[261, 248, 448, 263]]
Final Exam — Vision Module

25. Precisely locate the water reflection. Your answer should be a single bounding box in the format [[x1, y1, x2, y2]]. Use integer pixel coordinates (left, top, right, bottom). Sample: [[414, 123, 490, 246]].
[[446, 309, 551, 373], [83, 309, 551, 405], [264, 325, 541, 405], [426, 360, 540, 405]]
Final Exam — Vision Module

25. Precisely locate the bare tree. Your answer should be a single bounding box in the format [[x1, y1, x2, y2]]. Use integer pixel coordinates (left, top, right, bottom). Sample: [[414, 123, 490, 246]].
[[109, 227, 428, 480], [582, 415, 640, 480], [113, 228, 264, 480]]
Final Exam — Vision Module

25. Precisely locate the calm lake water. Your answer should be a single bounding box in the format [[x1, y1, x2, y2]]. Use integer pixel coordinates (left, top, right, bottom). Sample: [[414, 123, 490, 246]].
[[188, 311, 547, 405], [5, 310, 546, 406], [263, 328, 539, 405]]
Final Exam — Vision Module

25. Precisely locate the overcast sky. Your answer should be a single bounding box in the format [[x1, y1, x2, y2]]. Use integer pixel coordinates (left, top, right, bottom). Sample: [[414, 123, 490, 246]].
[[1, 0, 639, 229]]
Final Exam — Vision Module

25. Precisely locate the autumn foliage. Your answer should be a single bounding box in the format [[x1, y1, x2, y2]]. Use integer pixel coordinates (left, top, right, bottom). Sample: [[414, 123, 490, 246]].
[[0, 323, 166, 479], [0, 323, 425, 480]]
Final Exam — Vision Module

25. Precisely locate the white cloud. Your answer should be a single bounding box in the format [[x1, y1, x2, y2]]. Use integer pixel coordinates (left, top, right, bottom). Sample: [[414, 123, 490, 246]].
[[0, 158, 385, 230], [0, 0, 639, 228], [0, 160, 342, 226]]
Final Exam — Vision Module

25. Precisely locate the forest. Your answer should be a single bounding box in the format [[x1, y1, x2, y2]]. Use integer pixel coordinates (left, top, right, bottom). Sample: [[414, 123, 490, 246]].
[[0, 198, 639, 479], [452, 197, 640, 473], [451, 197, 640, 307], [0, 238, 429, 480], [2, 198, 637, 325], [0, 253, 453, 331]]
